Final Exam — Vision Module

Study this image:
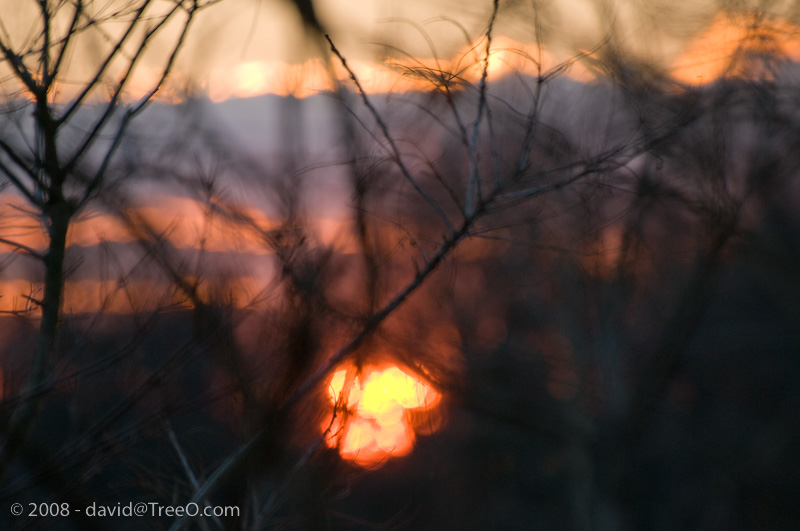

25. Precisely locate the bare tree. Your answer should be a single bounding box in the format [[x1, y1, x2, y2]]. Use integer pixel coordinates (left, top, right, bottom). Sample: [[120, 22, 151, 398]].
[[0, 0, 220, 485]]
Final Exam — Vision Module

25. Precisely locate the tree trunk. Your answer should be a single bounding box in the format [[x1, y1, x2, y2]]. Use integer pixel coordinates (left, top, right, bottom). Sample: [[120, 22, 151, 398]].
[[0, 196, 71, 479]]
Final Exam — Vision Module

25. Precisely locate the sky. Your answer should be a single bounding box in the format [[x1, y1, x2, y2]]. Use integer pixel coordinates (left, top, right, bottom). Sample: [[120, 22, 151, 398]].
[[1, 0, 800, 301], [2, 0, 800, 311], [185, 0, 800, 86], [172, 0, 800, 100], [1, 0, 800, 102]]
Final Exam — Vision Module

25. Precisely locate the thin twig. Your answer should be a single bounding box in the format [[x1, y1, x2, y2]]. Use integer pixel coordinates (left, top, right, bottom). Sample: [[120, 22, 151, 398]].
[[166, 423, 225, 531], [465, 0, 499, 216], [325, 35, 455, 234], [0, 236, 45, 260]]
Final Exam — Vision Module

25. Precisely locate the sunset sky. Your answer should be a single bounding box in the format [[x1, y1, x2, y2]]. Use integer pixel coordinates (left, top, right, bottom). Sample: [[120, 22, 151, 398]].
[[182, 0, 800, 94], [2, 0, 800, 315], [2, 0, 800, 101]]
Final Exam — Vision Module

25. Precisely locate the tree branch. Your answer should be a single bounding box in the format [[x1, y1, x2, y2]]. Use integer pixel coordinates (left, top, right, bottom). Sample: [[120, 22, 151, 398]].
[[326, 35, 456, 234], [0, 236, 45, 260], [465, 0, 499, 217]]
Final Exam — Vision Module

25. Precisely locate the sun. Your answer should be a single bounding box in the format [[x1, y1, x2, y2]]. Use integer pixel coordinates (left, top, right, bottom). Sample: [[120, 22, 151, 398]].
[[322, 363, 442, 466]]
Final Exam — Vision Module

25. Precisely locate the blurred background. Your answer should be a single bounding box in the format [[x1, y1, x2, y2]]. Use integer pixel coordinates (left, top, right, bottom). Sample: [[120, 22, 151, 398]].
[[0, 0, 799, 529]]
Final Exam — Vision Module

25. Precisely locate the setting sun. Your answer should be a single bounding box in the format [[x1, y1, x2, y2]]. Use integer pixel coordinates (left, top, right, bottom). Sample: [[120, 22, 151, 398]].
[[322, 364, 441, 466]]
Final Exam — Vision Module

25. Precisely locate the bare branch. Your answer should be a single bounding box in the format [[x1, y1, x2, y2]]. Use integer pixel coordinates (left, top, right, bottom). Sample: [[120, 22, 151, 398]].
[[47, 0, 83, 90], [64, 1, 192, 176], [465, 0, 499, 216], [0, 236, 45, 260], [166, 423, 225, 531], [39, 0, 51, 92], [326, 35, 456, 233], [0, 155, 38, 204], [56, 0, 156, 125], [78, 3, 196, 207], [0, 35, 39, 95]]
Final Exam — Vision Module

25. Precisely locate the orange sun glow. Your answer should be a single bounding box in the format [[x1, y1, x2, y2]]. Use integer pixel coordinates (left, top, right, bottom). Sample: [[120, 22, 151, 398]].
[[322, 363, 441, 466]]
